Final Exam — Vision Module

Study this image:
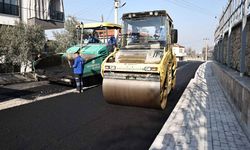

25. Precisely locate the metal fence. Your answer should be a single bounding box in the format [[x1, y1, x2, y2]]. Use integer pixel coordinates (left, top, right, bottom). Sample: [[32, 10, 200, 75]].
[[214, 0, 250, 76]]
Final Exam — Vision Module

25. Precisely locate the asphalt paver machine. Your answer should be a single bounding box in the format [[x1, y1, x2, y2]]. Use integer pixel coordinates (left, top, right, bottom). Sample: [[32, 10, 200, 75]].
[[34, 22, 121, 85]]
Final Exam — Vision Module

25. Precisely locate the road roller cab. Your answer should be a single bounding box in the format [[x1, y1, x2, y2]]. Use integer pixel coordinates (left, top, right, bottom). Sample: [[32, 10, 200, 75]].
[[101, 10, 178, 109]]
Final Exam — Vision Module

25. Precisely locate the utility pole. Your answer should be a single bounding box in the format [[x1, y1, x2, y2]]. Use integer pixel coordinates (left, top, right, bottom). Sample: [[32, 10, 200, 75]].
[[203, 38, 209, 61], [114, 0, 119, 38], [76, 26, 80, 44], [101, 14, 104, 22], [114, 0, 126, 38], [80, 22, 84, 47]]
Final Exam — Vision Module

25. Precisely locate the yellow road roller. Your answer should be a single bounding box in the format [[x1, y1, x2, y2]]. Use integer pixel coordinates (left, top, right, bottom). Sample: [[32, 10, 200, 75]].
[[101, 10, 178, 109]]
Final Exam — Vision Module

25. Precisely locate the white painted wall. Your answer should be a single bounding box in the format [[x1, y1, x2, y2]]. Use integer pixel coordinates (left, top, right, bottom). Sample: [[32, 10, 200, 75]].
[[173, 47, 187, 57], [0, 55, 5, 63], [0, 0, 64, 26], [20, 61, 33, 72], [0, 14, 20, 25]]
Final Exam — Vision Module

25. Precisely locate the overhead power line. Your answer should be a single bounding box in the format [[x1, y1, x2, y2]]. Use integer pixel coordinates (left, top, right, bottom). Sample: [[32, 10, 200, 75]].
[[76, 17, 101, 22], [168, 0, 217, 19], [71, 0, 113, 23], [72, 0, 108, 15], [177, 0, 215, 15], [72, 0, 112, 17], [105, 7, 114, 22]]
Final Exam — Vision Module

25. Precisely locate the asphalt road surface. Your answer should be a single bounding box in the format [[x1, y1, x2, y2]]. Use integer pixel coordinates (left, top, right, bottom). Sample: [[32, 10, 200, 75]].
[[0, 61, 203, 150]]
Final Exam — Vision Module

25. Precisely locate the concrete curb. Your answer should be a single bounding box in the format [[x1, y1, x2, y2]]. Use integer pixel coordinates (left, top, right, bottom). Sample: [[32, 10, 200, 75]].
[[149, 79, 196, 149], [149, 62, 204, 149]]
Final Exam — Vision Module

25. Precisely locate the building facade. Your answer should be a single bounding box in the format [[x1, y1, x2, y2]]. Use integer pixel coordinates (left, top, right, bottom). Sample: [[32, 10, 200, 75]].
[[172, 44, 187, 61], [0, 0, 64, 73], [0, 0, 64, 29]]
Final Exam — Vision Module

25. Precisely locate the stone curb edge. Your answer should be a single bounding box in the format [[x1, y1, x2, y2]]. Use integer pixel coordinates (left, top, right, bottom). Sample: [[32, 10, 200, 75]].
[[149, 62, 206, 149]]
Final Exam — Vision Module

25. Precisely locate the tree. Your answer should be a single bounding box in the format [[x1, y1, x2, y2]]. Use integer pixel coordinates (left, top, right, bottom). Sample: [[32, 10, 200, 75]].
[[0, 26, 9, 57], [0, 22, 46, 72], [53, 16, 85, 53], [186, 47, 197, 58], [46, 40, 60, 54], [186, 47, 193, 56], [0, 25, 15, 72]]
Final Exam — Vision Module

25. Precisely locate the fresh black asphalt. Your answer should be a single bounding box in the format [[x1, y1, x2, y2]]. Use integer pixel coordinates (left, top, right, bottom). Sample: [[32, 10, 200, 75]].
[[0, 61, 203, 150]]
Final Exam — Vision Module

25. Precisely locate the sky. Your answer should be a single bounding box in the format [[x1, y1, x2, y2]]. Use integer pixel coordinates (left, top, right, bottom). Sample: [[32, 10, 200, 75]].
[[47, 0, 228, 53]]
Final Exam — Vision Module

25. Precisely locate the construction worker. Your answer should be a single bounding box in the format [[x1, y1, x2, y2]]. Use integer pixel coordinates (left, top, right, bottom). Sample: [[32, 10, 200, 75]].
[[108, 36, 117, 47], [72, 50, 85, 93], [108, 36, 117, 52], [88, 33, 100, 43]]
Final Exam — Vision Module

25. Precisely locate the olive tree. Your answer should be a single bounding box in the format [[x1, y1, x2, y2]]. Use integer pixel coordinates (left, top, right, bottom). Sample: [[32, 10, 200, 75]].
[[0, 22, 46, 72], [53, 16, 87, 53]]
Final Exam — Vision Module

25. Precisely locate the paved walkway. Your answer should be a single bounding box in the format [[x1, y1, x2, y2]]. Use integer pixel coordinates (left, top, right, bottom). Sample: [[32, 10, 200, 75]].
[[150, 62, 250, 150]]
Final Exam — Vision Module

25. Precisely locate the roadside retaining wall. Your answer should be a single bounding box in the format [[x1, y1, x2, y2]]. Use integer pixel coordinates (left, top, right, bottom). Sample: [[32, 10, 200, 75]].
[[214, 18, 250, 76], [212, 62, 250, 138]]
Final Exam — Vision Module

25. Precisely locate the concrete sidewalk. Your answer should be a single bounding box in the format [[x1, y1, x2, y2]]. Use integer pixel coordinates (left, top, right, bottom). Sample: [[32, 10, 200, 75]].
[[150, 62, 250, 150]]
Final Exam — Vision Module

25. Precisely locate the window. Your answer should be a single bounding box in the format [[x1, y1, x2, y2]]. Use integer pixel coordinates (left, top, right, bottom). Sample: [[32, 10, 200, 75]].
[[0, 0, 3, 13], [49, 0, 64, 21], [122, 16, 168, 50], [11, 0, 17, 5], [5, 0, 10, 4], [0, 0, 19, 16]]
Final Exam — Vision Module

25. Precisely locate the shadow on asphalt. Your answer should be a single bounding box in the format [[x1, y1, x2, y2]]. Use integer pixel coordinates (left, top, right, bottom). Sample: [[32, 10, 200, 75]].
[[82, 74, 103, 87], [0, 84, 72, 102], [0, 61, 203, 150], [156, 63, 212, 150], [0, 87, 35, 102], [48, 74, 103, 88], [0, 75, 103, 102], [0, 60, 186, 103]]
